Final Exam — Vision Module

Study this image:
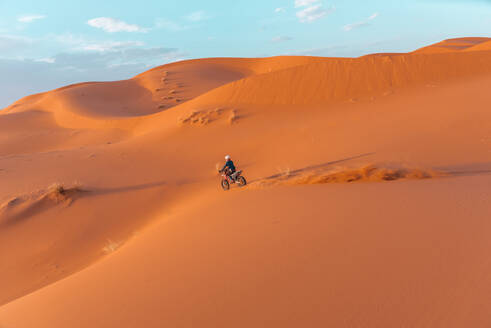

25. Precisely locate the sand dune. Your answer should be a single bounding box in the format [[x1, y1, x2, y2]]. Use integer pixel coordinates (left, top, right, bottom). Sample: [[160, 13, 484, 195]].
[[190, 50, 491, 107], [0, 38, 490, 327]]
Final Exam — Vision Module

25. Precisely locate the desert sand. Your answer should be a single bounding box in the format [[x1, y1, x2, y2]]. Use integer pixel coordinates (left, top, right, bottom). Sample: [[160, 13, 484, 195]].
[[0, 37, 490, 327]]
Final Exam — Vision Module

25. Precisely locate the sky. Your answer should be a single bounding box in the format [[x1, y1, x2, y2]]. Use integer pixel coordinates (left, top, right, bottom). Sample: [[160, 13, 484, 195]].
[[0, 0, 490, 108]]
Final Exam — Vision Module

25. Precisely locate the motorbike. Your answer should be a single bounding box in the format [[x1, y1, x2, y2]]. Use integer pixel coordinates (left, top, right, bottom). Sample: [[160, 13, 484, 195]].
[[219, 169, 247, 190]]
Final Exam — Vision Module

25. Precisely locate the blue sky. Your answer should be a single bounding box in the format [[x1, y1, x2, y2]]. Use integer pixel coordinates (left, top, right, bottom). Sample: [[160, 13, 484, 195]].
[[1, 0, 490, 107]]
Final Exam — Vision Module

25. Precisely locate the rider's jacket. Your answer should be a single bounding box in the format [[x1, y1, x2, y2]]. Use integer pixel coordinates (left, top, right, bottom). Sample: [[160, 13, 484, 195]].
[[222, 160, 236, 173]]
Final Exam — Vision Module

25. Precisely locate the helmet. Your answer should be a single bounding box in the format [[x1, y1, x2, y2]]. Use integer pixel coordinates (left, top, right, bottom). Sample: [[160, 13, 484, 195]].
[[225, 155, 231, 160]]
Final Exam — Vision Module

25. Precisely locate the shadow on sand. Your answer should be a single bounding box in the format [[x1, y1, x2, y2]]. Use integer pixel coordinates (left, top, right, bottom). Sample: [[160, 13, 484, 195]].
[[436, 162, 491, 178], [90, 181, 167, 196]]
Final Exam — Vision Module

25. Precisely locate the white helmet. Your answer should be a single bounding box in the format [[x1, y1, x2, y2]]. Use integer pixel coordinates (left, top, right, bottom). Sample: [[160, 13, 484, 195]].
[[225, 155, 231, 160]]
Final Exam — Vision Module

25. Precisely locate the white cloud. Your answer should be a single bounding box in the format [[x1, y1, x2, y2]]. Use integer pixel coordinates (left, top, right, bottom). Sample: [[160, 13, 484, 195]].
[[87, 17, 148, 33], [53, 33, 86, 46], [369, 13, 379, 20], [275, 7, 286, 13], [35, 57, 55, 63], [82, 41, 144, 52], [185, 11, 209, 22], [51, 47, 184, 71], [295, 0, 320, 8], [296, 5, 334, 23], [51, 36, 182, 66], [155, 19, 188, 31], [51, 33, 145, 53], [343, 21, 369, 31], [343, 12, 379, 31], [272, 36, 293, 43], [18, 14, 46, 23]]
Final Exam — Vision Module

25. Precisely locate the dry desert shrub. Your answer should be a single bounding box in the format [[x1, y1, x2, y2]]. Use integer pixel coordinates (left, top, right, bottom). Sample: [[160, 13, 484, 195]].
[[228, 109, 239, 124], [103, 239, 122, 254]]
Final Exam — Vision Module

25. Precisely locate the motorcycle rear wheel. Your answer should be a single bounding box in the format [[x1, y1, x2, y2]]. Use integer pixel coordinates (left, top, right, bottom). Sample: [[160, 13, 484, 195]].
[[237, 176, 247, 186], [221, 179, 230, 190]]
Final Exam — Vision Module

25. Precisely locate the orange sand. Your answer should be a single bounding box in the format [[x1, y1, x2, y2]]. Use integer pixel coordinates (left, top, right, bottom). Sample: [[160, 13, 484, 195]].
[[0, 37, 490, 327]]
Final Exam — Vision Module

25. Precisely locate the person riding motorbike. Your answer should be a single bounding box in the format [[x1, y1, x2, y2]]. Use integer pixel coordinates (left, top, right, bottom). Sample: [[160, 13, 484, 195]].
[[219, 155, 237, 181]]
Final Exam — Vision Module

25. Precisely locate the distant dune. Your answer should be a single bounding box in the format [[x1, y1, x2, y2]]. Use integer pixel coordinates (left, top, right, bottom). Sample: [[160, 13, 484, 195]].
[[413, 37, 491, 53], [0, 38, 490, 328]]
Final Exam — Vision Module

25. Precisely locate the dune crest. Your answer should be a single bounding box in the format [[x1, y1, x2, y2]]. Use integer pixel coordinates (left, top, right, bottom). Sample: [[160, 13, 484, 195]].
[[190, 50, 491, 107]]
